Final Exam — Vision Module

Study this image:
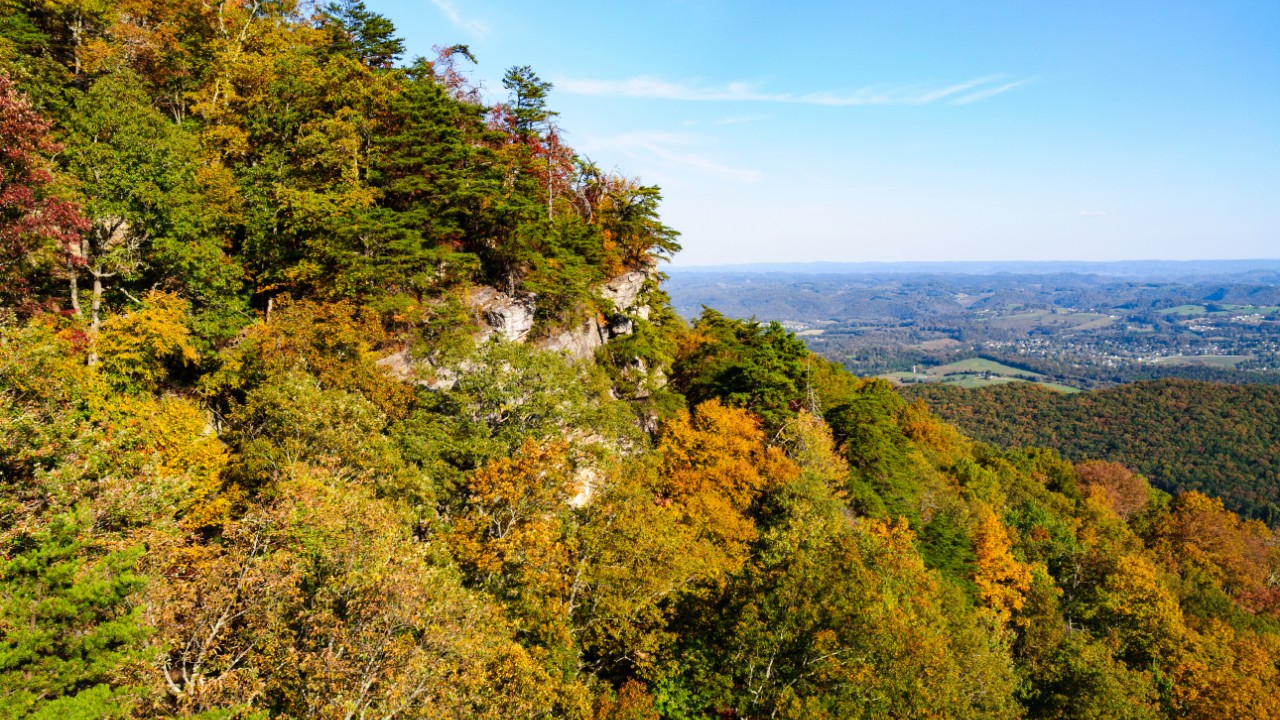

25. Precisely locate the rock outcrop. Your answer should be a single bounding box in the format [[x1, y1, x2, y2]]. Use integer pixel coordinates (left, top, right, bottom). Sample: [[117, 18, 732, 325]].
[[599, 270, 650, 319], [540, 318, 610, 359], [468, 286, 537, 343], [377, 268, 658, 389], [466, 268, 655, 361]]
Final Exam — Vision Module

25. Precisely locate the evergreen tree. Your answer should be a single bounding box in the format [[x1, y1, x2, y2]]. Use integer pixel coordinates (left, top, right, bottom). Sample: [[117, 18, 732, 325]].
[[323, 0, 405, 68], [502, 65, 557, 140]]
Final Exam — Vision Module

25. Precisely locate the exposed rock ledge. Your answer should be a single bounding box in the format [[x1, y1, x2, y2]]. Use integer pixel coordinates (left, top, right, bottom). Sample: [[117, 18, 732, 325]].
[[471, 269, 652, 360], [377, 269, 655, 387]]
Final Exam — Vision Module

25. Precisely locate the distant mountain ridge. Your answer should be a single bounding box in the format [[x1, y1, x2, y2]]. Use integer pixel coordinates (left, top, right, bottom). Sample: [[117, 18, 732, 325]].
[[668, 259, 1280, 279]]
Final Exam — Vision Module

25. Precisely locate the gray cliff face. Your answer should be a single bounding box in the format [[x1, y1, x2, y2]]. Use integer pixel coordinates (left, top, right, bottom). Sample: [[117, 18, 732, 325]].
[[375, 269, 663, 509], [599, 270, 649, 316], [467, 269, 654, 360], [540, 318, 610, 359], [376, 268, 659, 390], [468, 286, 538, 344]]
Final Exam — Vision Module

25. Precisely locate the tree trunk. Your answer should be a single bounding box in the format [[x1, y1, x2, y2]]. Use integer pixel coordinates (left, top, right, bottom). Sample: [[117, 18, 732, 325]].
[[87, 270, 103, 366], [91, 273, 103, 333], [69, 268, 81, 318]]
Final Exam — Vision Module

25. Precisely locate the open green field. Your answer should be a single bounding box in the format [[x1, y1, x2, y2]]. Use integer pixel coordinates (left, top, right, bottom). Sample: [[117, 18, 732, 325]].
[[881, 371, 922, 382], [985, 310, 1115, 332], [910, 338, 963, 351], [1160, 304, 1208, 316], [1150, 355, 1253, 368], [880, 357, 1080, 392], [938, 374, 1023, 389], [1159, 304, 1280, 317], [932, 358, 1045, 378]]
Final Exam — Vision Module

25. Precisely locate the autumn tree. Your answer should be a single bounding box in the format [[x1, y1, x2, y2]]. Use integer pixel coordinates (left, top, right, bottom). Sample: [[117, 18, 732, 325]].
[[446, 440, 584, 669], [973, 503, 1035, 624], [655, 398, 798, 570], [95, 291, 199, 392], [671, 499, 1020, 720], [1076, 460, 1151, 519], [1148, 490, 1277, 610], [0, 72, 86, 315], [1090, 553, 1187, 668]]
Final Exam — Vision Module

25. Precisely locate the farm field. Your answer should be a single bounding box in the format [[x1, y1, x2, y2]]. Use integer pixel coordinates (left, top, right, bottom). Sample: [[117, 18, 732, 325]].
[[1159, 304, 1280, 317], [1150, 354, 1253, 368], [933, 358, 1044, 376], [880, 357, 1081, 392], [984, 309, 1116, 332]]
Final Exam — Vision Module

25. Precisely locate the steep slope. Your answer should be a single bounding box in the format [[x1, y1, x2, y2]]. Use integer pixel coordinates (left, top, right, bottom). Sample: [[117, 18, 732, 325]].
[[908, 379, 1280, 523], [4, 3, 1280, 718]]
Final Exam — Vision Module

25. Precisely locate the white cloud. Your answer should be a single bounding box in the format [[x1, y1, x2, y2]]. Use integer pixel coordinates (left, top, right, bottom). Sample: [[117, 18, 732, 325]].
[[556, 74, 1031, 106], [714, 115, 768, 125], [1078, 209, 1109, 217], [953, 79, 1034, 105], [429, 0, 489, 36], [581, 131, 762, 182]]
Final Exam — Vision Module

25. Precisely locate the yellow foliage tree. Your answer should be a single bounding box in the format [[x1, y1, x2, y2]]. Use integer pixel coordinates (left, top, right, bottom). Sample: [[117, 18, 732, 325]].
[[1152, 490, 1275, 603], [896, 398, 968, 462], [205, 297, 412, 419], [656, 399, 798, 571], [146, 463, 566, 718], [1170, 620, 1280, 720], [1094, 553, 1187, 667], [776, 409, 850, 485], [96, 290, 198, 391], [973, 504, 1034, 624], [446, 440, 582, 657]]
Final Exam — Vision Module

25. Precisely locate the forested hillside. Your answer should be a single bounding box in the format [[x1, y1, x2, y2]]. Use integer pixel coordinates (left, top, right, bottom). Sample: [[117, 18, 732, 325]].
[[909, 380, 1280, 525], [3, 2, 1280, 719]]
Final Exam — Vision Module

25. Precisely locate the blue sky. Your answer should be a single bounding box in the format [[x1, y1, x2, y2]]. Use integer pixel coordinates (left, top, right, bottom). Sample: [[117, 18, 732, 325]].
[[366, 0, 1280, 265]]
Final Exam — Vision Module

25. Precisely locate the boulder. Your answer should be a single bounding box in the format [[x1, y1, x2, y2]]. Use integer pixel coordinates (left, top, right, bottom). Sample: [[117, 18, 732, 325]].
[[539, 317, 609, 358], [468, 286, 537, 343], [599, 270, 649, 313]]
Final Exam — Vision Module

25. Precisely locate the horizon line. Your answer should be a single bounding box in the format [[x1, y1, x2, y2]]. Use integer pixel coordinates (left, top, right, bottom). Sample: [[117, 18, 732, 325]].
[[665, 258, 1280, 274]]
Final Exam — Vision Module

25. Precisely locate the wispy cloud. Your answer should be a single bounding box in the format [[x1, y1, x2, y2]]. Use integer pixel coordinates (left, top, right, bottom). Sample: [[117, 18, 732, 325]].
[[1078, 209, 1109, 217], [429, 0, 489, 36], [714, 115, 768, 125], [556, 74, 1032, 106], [582, 131, 762, 182], [954, 79, 1034, 104]]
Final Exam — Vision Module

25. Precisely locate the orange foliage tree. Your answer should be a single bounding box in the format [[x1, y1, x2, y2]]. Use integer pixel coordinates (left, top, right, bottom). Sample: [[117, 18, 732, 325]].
[[656, 399, 799, 571]]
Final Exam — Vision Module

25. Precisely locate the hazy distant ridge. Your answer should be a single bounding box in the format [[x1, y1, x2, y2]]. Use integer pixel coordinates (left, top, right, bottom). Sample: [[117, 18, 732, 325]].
[[668, 259, 1280, 277]]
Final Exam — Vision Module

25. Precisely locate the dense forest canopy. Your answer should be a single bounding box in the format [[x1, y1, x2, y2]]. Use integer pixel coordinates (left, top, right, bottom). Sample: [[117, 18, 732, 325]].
[[907, 380, 1280, 525], [3, 2, 1280, 718], [0, 0, 679, 341]]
